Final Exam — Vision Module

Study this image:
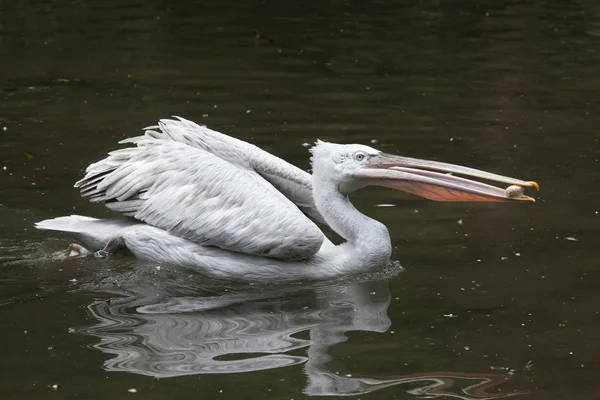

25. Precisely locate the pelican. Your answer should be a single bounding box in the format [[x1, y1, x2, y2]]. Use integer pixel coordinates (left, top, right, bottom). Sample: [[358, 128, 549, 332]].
[[36, 117, 538, 281]]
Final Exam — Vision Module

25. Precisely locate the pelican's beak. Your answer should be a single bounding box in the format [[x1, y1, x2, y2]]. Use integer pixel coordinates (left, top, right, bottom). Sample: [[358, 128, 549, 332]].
[[352, 153, 539, 202]]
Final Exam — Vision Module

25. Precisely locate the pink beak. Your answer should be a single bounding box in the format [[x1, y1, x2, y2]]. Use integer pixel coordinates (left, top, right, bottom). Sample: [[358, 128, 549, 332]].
[[353, 153, 539, 203]]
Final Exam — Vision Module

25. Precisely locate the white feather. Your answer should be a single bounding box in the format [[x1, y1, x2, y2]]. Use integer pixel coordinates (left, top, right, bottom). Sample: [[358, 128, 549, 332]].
[[74, 118, 324, 260]]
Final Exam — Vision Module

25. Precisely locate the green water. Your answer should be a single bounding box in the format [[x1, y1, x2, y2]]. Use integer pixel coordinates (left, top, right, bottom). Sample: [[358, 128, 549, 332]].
[[1, 0, 599, 398]]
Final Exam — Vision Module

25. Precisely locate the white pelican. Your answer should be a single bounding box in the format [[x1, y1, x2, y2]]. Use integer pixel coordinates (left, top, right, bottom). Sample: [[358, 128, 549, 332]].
[[36, 117, 538, 281]]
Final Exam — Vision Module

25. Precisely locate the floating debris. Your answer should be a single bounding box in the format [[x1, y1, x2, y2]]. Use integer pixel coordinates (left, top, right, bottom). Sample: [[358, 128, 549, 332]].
[[564, 237, 578, 241], [376, 203, 395, 207], [128, 388, 137, 393], [252, 29, 275, 45], [490, 366, 516, 373]]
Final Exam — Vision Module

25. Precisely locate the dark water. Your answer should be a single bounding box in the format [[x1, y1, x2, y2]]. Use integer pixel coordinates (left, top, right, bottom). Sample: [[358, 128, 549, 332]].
[[1, 0, 599, 398]]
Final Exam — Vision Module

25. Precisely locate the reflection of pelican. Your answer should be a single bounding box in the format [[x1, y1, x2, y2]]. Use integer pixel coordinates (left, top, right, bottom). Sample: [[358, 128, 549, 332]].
[[76, 276, 527, 399], [36, 117, 537, 280]]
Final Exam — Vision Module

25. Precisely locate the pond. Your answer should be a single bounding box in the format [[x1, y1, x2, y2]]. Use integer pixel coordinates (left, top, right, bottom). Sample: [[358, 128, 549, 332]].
[[1, 0, 599, 399]]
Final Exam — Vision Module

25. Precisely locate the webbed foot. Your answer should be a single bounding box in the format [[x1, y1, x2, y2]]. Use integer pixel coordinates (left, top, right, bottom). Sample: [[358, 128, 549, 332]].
[[67, 243, 91, 258], [93, 250, 110, 258], [51, 243, 91, 260], [92, 235, 126, 259]]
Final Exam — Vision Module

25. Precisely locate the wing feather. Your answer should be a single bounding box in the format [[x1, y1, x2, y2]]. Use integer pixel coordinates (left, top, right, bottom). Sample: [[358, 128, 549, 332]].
[[117, 117, 325, 224], [76, 138, 324, 260]]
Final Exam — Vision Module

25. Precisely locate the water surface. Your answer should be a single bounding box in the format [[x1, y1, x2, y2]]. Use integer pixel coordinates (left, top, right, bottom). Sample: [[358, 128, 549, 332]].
[[1, 0, 599, 399]]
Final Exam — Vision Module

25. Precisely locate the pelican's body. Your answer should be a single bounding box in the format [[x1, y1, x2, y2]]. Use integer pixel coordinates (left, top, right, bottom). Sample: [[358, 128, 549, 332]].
[[45, 216, 385, 281], [36, 118, 537, 281]]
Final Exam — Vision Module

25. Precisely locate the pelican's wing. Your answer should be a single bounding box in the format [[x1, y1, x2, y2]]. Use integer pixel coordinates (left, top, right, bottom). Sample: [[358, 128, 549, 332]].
[[75, 136, 324, 261], [118, 117, 325, 224]]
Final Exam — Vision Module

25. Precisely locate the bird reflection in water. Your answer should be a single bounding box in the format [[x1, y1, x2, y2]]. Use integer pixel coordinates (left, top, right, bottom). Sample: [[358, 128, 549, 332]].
[[75, 268, 528, 399]]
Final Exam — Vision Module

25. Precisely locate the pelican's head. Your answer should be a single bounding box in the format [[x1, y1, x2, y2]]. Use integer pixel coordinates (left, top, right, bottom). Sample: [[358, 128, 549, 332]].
[[310, 141, 538, 202]]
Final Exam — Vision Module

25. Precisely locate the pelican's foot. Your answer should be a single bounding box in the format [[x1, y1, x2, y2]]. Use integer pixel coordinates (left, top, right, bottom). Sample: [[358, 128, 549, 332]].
[[93, 250, 110, 258], [67, 243, 91, 258], [93, 235, 126, 259], [51, 243, 91, 260]]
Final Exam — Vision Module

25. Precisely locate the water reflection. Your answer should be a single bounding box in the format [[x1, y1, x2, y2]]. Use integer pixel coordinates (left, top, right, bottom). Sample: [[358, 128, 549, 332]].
[[76, 273, 526, 398]]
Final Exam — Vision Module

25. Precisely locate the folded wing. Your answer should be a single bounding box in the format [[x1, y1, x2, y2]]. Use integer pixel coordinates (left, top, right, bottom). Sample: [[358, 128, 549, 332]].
[[75, 120, 324, 260]]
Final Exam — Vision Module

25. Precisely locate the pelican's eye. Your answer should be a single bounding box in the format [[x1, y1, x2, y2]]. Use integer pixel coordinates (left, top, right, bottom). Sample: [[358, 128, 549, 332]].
[[354, 152, 366, 161]]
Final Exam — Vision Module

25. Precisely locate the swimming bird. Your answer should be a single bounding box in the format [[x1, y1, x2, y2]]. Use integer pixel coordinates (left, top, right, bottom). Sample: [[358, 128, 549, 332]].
[[36, 117, 538, 281]]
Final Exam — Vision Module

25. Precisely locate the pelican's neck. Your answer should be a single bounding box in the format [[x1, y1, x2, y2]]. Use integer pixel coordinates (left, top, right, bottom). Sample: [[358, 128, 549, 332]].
[[312, 177, 391, 268]]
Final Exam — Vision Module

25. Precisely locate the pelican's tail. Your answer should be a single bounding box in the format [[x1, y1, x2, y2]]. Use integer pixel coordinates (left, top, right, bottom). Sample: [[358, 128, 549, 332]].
[[35, 215, 101, 233], [35, 215, 138, 250]]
